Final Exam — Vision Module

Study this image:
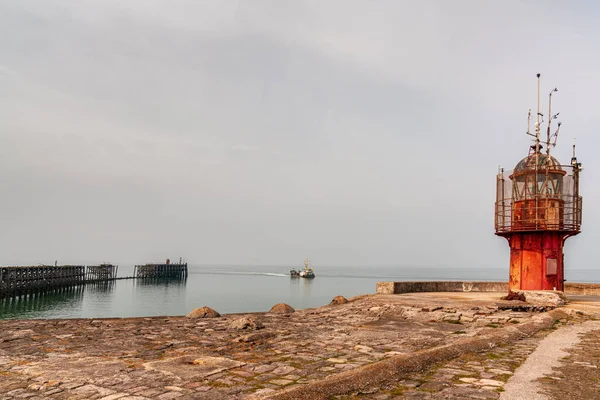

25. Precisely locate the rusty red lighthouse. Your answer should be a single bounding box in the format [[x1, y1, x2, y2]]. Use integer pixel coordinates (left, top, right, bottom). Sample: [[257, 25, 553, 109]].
[[495, 74, 583, 292]]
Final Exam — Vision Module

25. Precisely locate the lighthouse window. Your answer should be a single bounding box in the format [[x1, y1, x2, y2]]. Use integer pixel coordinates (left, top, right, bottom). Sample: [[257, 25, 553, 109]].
[[551, 174, 563, 195], [527, 178, 538, 196], [546, 258, 557, 276], [513, 181, 526, 200], [512, 172, 564, 201]]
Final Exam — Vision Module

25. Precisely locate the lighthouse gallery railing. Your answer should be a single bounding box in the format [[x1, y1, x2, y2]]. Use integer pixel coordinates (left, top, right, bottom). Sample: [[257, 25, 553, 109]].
[[494, 165, 582, 234]]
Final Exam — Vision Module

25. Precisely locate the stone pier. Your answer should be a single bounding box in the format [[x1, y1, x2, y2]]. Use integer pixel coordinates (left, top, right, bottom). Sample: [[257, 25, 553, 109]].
[[1, 290, 600, 399]]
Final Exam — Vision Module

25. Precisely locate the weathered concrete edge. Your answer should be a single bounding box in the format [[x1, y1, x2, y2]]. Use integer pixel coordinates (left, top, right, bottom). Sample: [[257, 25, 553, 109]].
[[263, 309, 567, 400], [375, 281, 508, 294], [564, 283, 600, 296], [376, 281, 600, 296]]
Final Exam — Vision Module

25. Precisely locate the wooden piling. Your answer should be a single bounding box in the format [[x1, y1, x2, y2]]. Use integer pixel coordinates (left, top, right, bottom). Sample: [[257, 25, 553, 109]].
[[85, 264, 117, 282], [1, 264, 92, 300], [3, 266, 63, 299], [1, 261, 186, 300], [133, 262, 188, 279]]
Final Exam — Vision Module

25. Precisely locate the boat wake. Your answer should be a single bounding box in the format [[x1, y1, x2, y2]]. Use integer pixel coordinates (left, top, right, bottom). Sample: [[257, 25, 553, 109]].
[[192, 270, 288, 277], [249, 272, 288, 277]]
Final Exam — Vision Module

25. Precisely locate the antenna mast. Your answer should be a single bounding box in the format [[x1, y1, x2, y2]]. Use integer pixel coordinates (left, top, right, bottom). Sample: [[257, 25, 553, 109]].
[[535, 73, 541, 152], [546, 87, 559, 155], [534, 74, 541, 227]]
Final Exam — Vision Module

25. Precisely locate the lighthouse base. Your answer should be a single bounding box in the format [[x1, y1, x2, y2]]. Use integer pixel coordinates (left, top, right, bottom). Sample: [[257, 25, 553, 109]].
[[505, 232, 568, 292]]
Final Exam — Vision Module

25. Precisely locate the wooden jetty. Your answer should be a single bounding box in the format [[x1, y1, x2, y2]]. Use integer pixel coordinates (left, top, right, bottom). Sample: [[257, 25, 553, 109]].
[[85, 264, 118, 282], [0, 264, 120, 300], [1, 259, 187, 300], [0, 265, 85, 299], [134, 259, 188, 279]]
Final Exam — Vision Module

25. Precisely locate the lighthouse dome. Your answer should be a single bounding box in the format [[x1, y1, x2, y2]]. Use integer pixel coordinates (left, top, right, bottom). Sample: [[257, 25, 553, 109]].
[[513, 150, 562, 174]]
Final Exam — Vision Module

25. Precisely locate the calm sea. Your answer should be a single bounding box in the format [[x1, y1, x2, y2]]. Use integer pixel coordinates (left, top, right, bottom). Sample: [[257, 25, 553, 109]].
[[1, 265, 599, 320]]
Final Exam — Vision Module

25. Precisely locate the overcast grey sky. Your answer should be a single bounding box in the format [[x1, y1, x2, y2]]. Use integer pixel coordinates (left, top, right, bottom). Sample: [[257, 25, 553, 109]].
[[1, 1, 599, 271]]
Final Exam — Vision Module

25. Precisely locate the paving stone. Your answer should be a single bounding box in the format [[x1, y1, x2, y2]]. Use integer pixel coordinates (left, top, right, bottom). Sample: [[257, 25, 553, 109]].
[[156, 392, 184, 399], [59, 382, 85, 390], [44, 388, 63, 396], [487, 368, 513, 375], [14, 392, 39, 399], [326, 358, 348, 363], [475, 379, 503, 387], [163, 386, 184, 392], [98, 394, 129, 400], [73, 384, 113, 396], [135, 388, 164, 397], [270, 379, 293, 386], [117, 397, 149, 400], [271, 365, 296, 375], [253, 388, 276, 396], [252, 364, 276, 374]]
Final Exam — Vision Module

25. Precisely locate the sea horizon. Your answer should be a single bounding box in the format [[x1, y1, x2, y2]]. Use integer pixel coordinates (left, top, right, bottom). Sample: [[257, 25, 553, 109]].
[[1, 264, 599, 321]]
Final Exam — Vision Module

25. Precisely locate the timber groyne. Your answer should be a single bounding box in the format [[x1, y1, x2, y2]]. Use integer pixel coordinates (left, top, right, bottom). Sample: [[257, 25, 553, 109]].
[[0, 265, 85, 299], [0, 261, 186, 299], [134, 262, 188, 279], [85, 263, 118, 282]]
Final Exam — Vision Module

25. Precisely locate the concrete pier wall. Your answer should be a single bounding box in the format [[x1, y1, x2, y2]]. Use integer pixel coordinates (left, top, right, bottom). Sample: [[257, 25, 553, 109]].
[[376, 281, 509, 294], [564, 283, 600, 296], [376, 281, 600, 296]]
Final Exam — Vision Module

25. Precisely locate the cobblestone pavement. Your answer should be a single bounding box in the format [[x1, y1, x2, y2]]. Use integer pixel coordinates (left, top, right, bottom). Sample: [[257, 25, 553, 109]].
[[333, 310, 599, 399], [0, 293, 589, 399], [540, 320, 600, 400]]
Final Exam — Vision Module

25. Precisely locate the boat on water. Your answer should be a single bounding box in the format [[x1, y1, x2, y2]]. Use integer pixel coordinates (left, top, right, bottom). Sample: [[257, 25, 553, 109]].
[[290, 259, 315, 279]]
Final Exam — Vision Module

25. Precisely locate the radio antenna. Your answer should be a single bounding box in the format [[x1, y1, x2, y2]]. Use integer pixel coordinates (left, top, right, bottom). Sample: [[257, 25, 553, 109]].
[[535, 74, 542, 152], [551, 122, 561, 148], [526, 109, 534, 137], [546, 87, 559, 155]]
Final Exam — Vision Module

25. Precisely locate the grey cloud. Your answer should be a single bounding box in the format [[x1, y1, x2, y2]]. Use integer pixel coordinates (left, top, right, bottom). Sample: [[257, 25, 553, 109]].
[[1, 0, 599, 270]]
